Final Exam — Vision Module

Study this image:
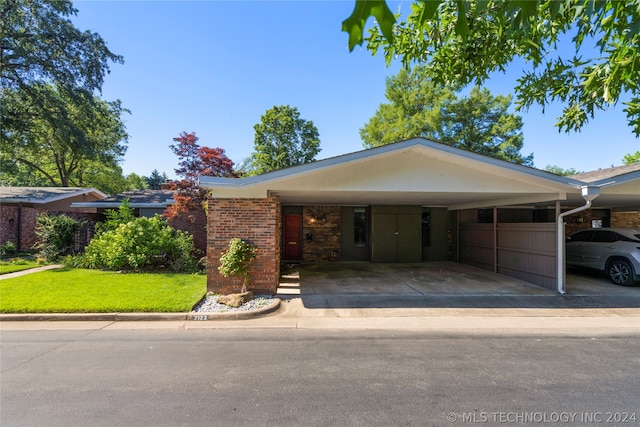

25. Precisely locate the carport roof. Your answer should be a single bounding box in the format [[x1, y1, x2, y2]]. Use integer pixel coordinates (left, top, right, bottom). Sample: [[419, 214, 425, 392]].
[[569, 163, 640, 210], [201, 139, 589, 209]]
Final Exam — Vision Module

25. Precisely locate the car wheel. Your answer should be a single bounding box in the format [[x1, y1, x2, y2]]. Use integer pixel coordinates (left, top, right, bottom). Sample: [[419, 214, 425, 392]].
[[607, 259, 635, 286]]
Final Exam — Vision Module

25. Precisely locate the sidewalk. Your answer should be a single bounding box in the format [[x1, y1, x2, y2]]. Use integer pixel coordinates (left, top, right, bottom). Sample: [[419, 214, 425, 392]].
[[0, 264, 63, 280], [2, 296, 639, 335]]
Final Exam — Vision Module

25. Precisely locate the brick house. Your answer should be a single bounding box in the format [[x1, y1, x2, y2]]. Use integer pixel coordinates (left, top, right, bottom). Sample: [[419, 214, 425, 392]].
[[201, 139, 640, 295], [0, 186, 106, 252]]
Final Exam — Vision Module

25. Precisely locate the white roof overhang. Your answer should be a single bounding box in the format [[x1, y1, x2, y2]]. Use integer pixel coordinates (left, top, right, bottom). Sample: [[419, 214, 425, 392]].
[[201, 139, 584, 210], [582, 170, 640, 210]]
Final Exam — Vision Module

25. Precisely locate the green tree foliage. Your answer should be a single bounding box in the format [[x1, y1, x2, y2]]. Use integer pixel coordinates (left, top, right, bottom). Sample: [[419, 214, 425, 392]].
[[218, 238, 257, 293], [544, 165, 583, 176], [1, 83, 128, 189], [247, 105, 321, 175], [622, 151, 640, 165], [1, 0, 127, 193], [124, 173, 148, 190], [439, 87, 532, 166], [34, 213, 84, 262], [361, 67, 532, 165], [97, 198, 135, 235], [146, 169, 169, 190], [360, 68, 454, 146], [343, 0, 640, 136], [80, 216, 197, 272], [1, 0, 122, 92]]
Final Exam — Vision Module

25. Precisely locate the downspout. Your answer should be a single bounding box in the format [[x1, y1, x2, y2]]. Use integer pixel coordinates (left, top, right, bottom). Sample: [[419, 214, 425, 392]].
[[556, 186, 600, 294]]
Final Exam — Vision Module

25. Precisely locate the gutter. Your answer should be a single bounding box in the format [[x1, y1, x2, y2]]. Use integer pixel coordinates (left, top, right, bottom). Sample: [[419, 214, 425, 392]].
[[556, 186, 600, 294]]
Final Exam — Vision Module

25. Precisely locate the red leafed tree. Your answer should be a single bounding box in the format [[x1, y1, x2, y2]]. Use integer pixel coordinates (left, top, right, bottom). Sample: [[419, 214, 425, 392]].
[[165, 131, 235, 221]]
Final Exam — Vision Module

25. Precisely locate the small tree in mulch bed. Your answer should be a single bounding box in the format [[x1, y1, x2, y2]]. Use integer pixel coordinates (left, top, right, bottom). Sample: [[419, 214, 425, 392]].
[[218, 238, 257, 294]]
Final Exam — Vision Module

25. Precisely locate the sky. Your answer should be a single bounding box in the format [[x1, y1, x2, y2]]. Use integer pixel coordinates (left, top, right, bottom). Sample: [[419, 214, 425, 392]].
[[72, 0, 640, 180]]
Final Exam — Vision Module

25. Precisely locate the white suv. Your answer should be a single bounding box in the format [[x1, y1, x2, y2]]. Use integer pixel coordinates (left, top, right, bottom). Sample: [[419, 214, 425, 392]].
[[566, 228, 640, 286]]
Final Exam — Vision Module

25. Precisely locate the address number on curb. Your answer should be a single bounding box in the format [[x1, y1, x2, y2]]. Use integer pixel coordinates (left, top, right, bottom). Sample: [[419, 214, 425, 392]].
[[192, 315, 209, 321]]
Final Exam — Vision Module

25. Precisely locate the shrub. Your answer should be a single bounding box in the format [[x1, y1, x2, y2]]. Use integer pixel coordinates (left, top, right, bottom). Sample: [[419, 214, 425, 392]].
[[0, 241, 17, 258], [34, 214, 84, 262], [218, 238, 257, 293], [96, 198, 135, 235], [79, 215, 197, 272]]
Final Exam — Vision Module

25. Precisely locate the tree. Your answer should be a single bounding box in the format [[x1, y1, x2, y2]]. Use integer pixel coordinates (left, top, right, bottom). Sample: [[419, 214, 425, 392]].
[[247, 105, 321, 175], [1, 0, 123, 149], [124, 173, 148, 190], [622, 152, 640, 165], [165, 131, 235, 220], [218, 238, 257, 294], [146, 169, 169, 190], [343, 1, 640, 136], [440, 87, 532, 166], [1, 0, 122, 93], [360, 67, 455, 146], [1, 83, 128, 189], [544, 165, 583, 176], [361, 67, 533, 165]]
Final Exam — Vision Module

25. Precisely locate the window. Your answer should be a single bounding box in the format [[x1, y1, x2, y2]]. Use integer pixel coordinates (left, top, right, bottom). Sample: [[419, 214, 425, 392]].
[[567, 230, 594, 242], [591, 231, 618, 243], [354, 208, 367, 247], [477, 209, 493, 224]]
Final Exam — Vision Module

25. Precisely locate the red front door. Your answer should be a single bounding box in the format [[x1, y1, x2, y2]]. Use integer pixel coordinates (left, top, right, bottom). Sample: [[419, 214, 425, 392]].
[[283, 214, 302, 260]]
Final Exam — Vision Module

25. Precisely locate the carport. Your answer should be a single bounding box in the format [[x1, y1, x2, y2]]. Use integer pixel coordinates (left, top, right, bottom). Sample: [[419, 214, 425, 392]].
[[276, 262, 640, 310], [201, 139, 640, 296]]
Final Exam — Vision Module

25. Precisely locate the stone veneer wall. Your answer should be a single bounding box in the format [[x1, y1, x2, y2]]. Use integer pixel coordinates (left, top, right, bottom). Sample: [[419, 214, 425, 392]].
[[302, 206, 341, 261], [611, 211, 640, 229], [564, 209, 640, 235], [207, 196, 281, 294]]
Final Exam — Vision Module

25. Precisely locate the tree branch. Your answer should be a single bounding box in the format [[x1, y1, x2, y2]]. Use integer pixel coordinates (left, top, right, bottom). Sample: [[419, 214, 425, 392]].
[[15, 157, 59, 185]]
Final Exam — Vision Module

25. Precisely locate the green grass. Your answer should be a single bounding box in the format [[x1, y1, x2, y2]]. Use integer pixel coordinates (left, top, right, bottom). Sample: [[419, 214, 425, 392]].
[[0, 258, 41, 275], [0, 268, 207, 313]]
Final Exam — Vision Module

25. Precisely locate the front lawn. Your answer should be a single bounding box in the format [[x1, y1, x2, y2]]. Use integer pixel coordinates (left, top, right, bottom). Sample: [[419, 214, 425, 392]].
[[0, 268, 207, 313], [0, 258, 40, 275]]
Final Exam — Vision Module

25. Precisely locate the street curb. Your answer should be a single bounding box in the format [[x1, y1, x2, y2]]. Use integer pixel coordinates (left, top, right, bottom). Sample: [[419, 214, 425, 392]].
[[0, 298, 281, 322]]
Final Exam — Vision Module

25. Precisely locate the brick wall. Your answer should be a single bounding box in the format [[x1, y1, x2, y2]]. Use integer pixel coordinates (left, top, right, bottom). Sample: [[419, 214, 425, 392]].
[[168, 208, 207, 253], [0, 205, 38, 251], [207, 196, 281, 294], [611, 211, 640, 228], [302, 206, 341, 261]]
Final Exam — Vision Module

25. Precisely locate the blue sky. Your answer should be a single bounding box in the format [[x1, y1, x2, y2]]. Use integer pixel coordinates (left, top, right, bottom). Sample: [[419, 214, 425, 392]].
[[73, 0, 639, 179]]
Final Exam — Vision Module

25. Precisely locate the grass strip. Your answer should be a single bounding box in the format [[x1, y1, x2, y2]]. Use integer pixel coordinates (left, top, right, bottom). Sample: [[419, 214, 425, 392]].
[[0, 268, 206, 313], [0, 259, 41, 275]]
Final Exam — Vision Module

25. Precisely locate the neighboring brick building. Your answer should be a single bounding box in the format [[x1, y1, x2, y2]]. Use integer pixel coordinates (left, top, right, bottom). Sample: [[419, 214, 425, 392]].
[[0, 187, 106, 252]]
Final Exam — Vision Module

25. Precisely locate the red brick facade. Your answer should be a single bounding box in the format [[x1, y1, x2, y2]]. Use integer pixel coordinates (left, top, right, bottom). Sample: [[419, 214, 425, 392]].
[[302, 206, 341, 261], [167, 208, 207, 253], [0, 205, 38, 251], [207, 196, 281, 294]]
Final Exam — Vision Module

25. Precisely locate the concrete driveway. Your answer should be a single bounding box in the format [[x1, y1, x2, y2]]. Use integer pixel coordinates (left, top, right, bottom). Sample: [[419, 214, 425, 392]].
[[277, 262, 640, 309]]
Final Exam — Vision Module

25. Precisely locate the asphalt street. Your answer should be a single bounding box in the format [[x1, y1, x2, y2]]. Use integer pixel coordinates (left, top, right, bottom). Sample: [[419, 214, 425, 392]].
[[2, 328, 639, 426]]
